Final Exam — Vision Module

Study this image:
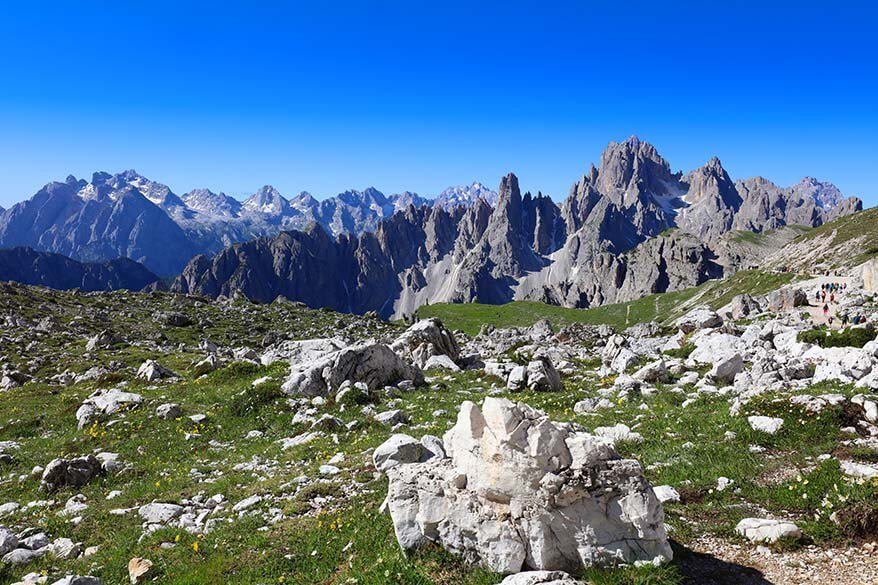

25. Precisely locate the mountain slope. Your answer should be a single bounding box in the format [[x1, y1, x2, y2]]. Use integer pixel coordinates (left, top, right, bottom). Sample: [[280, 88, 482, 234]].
[[762, 206, 878, 272], [0, 246, 159, 291]]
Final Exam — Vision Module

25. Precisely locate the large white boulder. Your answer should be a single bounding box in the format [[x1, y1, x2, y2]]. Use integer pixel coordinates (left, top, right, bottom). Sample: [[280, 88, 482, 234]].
[[381, 398, 671, 574], [390, 318, 460, 368], [281, 343, 424, 396], [689, 333, 745, 366], [675, 306, 722, 333], [260, 337, 347, 366], [75, 389, 143, 429]]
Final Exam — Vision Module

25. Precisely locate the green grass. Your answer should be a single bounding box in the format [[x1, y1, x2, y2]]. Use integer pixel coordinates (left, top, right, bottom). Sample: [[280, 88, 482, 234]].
[[1, 282, 876, 584], [417, 270, 798, 335]]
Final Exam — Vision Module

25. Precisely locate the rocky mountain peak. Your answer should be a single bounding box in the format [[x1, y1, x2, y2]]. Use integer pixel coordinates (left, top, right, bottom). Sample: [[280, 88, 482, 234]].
[[244, 185, 290, 215], [497, 173, 521, 205], [792, 177, 845, 209], [595, 136, 677, 210], [181, 188, 242, 219]]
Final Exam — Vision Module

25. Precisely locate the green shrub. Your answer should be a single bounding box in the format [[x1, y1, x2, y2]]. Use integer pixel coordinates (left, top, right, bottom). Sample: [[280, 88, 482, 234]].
[[798, 327, 876, 348]]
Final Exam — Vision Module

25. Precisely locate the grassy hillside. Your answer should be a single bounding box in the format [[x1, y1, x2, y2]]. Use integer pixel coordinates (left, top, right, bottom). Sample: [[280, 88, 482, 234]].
[[416, 270, 798, 335]]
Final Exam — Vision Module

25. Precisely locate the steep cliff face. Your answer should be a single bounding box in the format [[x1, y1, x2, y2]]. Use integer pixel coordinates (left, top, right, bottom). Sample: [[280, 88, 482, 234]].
[[676, 157, 742, 241], [0, 247, 159, 291]]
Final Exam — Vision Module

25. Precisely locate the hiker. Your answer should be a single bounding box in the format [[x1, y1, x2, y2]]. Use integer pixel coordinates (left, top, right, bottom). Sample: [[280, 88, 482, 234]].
[[823, 304, 829, 318], [830, 292, 835, 304], [841, 312, 849, 326]]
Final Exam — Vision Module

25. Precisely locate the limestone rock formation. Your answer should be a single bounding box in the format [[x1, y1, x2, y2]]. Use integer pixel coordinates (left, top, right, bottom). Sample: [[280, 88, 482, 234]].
[[379, 397, 671, 574], [281, 343, 424, 397]]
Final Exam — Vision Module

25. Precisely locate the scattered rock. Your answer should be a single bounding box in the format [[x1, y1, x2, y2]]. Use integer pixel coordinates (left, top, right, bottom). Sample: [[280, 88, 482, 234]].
[[735, 518, 801, 544]]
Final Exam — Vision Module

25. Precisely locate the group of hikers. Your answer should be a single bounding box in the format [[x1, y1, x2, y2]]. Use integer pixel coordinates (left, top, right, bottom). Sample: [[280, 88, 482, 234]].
[[815, 281, 866, 326]]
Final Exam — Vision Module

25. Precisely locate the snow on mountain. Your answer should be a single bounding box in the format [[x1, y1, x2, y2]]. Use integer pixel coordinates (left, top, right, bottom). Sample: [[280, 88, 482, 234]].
[[242, 185, 291, 216], [434, 182, 498, 209], [181, 189, 243, 220]]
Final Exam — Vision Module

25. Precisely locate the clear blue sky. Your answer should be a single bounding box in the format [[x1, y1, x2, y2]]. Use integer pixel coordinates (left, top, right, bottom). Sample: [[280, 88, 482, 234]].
[[0, 1, 875, 207]]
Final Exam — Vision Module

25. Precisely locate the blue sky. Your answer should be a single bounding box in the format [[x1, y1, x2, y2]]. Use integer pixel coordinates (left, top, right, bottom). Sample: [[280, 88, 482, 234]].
[[0, 1, 875, 207]]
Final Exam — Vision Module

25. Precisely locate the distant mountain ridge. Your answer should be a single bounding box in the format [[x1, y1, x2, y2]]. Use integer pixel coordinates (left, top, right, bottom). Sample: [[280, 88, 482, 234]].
[[0, 173, 496, 275], [0, 247, 158, 291], [171, 137, 863, 318]]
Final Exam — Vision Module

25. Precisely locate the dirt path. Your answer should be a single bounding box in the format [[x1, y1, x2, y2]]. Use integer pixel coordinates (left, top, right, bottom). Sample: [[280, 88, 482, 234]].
[[791, 275, 855, 329]]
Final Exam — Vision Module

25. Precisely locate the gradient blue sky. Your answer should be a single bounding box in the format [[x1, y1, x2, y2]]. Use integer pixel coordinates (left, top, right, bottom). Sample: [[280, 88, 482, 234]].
[[1, 1, 876, 207]]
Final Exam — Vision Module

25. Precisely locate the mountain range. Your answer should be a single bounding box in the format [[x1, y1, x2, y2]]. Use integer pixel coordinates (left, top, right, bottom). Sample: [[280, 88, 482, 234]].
[[0, 172, 497, 276], [168, 137, 863, 318]]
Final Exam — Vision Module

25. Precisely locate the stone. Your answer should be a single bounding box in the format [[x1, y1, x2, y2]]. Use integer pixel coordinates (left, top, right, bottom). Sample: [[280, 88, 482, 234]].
[[138, 503, 184, 524], [136, 359, 176, 382], [507, 365, 528, 391], [373, 434, 423, 472], [41, 455, 102, 492], [49, 537, 81, 560], [526, 357, 562, 391], [863, 258, 878, 293], [232, 495, 262, 513], [747, 416, 784, 435], [0, 526, 18, 556], [22, 533, 49, 550], [767, 288, 807, 312], [729, 294, 760, 320], [735, 518, 801, 544], [652, 485, 681, 504], [76, 389, 143, 429], [281, 343, 424, 397], [128, 557, 155, 584], [592, 423, 644, 444], [374, 409, 409, 427], [192, 354, 219, 376], [423, 354, 461, 372], [632, 359, 668, 383], [156, 403, 182, 420], [709, 353, 743, 383], [2, 547, 46, 564], [85, 330, 119, 352], [390, 318, 460, 368], [498, 571, 581, 585], [675, 306, 722, 333], [51, 577, 103, 585], [381, 398, 671, 574]]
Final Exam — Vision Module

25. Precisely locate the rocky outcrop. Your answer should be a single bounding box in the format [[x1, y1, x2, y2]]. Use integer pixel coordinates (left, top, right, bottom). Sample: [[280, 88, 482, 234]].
[[390, 318, 460, 368], [379, 398, 671, 574], [281, 343, 424, 397]]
